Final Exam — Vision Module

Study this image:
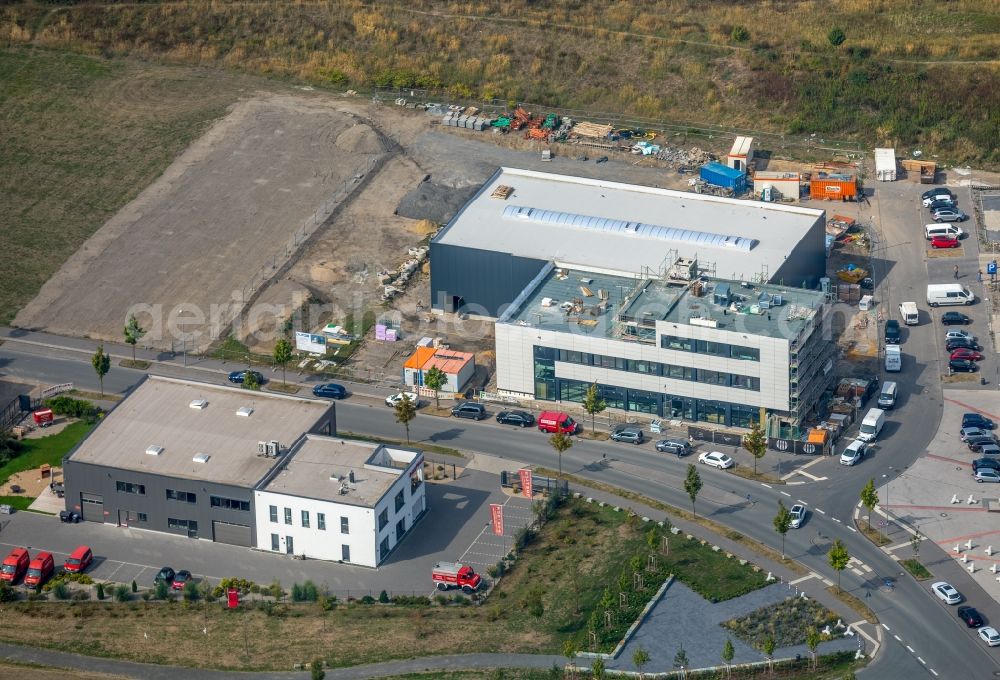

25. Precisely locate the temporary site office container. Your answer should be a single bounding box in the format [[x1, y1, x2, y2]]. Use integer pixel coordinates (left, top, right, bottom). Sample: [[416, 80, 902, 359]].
[[700, 162, 747, 193], [810, 172, 857, 200]]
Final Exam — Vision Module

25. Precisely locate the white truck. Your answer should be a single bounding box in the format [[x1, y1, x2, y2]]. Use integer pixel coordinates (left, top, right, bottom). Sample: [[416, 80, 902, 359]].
[[885, 345, 902, 372], [927, 283, 974, 307], [874, 148, 897, 181], [898, 302, 919, 325], [858, 408, 886, 442]]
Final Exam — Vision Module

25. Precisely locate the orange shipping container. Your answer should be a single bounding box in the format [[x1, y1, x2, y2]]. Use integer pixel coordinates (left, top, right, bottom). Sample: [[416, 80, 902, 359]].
[[810, 178, 857, 200]]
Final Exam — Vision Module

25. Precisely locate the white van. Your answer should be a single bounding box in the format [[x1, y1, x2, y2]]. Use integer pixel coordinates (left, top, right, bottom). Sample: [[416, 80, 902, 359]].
[[924, 224, 963, 240], [877, 381, 898, 409], [884, 345, 901, 372], [858, 408, 885, 442], [927, 283, 975, 307], [898, 302, 919, 325]]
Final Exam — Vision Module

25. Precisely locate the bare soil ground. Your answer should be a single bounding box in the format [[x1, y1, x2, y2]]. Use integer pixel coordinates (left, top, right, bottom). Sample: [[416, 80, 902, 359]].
[[15, 94, 389, 352]]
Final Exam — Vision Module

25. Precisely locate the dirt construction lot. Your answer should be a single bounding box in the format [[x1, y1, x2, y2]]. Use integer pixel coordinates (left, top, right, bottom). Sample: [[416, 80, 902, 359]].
[[14, 94, 389, 352]]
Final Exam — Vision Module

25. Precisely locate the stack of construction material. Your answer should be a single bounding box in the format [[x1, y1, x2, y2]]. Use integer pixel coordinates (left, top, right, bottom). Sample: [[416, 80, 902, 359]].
[[441, 112, 492, 131], [572, 121, 615, 138]]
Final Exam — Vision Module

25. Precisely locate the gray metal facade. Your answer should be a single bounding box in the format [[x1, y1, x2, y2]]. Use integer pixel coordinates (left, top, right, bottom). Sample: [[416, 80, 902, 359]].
[[769, 214, 826, 289], [429, 241, 545, 317], [61, 398, 338, 548]]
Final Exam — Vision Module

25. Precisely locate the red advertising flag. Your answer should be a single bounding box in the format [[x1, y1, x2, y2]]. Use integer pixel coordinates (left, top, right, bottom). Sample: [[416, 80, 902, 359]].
[[490, 503, 504, 536], [518, 468, 533, 499]]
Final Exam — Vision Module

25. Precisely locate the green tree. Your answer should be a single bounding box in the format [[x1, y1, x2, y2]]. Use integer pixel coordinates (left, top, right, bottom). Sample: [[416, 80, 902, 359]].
[[684, 464, 702, 517], [673, 646, 689, 679], [123, 313, 145, 363], [96, 582, 105, 600], [743, 421, 767, 476], [590, 657, 605, 679], [721, 638, 735, 678], [310, 658, 325, 680], [91, 344, 110, 397], [394, 396, 417, 444], [549, 431, 573, 484], [828, 539, 850, 591], [562, 638, 577, 677], [731, 25, 750, 43], [423, 366, 448, 409], [805, 628, 821, 670], [632, 646, 650, 680], [273, 338, 293, 385], [773, 500, 792, 559], [828, 27, 846, 47], [762, 635, 775, 674], [243, 370, 261, 391], [581, 382, 606, 434], [910, 529, 922, 559], [153, 580, 169, 600], [860, 479, 878, 532], [131, 579, 137, 593]]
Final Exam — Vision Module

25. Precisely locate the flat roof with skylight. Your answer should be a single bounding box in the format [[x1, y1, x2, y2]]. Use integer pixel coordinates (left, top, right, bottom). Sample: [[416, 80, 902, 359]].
[[261, 435, 421, 507], [434, 167, 825, 281], [68, 376, 332, 487]]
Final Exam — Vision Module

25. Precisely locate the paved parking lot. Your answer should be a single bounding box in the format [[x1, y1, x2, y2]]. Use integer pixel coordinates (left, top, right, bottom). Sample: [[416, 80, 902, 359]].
[[880, 388, 1000, 601], [0, 468, 528, 597]]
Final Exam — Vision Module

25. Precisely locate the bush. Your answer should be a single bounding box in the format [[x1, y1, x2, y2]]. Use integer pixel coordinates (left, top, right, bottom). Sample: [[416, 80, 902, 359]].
[[131, 580, 137, 593], [183, 580, 199, 602], [96, 583, 105, 600], [153, 581, 169, 600], [52, 582, 71, 600], [43, 395, 102, 423], [115, 584, 131, 602], [390, 594, 430, 606], [311, 658, 325, 680], [828, 27, 846, 47], [731, 25, 750, 43], [319, 594, 337, 611], [269, 580, 283, 600], [359, 595, 376, 604], [434, 594, 448, 605], [72, 590, 90, 601], [378, 590, 389, 604]]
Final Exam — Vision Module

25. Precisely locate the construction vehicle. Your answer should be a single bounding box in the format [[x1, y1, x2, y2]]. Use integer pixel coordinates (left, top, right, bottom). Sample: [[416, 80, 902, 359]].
[[432, 562, 483, 593]]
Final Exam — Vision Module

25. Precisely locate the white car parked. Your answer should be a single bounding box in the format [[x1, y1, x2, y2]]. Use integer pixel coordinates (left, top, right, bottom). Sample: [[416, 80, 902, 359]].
[[698, 451, 734, 469], [839, 439, 867, 466], [932, 581, 962, 604], [979, 626, 1000, 647], [385, 392, 419, 407]]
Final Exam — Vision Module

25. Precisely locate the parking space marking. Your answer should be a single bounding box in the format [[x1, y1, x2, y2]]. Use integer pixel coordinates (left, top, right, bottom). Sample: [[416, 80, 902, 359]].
[[832, 517, 842, 523], [851, 568, 864, 576], [797, 499, 808, 505], [760, 483, 772, 489], [882, 623, 891, 631], [816, 508, 826, 515], [780, 491, 791, 497], [906, 645, 914, 653], [848, 526, 857, 532], [894, 635, 902, 642], [917, 657, 925, 665]]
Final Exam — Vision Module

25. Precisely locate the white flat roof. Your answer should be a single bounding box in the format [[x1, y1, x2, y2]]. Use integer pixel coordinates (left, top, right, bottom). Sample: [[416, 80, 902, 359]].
[[68, 376, 331, 487], [434, 168, 824, 280]]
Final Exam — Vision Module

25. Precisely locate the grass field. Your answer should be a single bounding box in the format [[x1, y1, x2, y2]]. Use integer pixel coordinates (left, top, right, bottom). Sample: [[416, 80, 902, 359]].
[[0, 47, 255, 324], [2, 1, 998, 165], [0, 420, 95, 485]]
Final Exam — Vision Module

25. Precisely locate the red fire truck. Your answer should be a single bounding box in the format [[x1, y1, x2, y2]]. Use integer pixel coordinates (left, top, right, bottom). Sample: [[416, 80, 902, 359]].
[[431, 562, 482, 593]]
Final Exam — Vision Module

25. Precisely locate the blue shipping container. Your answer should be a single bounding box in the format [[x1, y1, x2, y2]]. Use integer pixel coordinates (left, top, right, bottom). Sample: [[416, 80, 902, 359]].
[[700, 162, 747, 193]]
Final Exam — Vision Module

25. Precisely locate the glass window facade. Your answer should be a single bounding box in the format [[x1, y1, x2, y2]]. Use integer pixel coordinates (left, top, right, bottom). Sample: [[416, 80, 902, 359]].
[[661, 335, 760, 361]]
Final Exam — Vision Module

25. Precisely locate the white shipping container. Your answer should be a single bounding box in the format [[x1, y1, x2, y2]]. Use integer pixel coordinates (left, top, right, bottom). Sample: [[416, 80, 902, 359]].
[[874, 148, 896, 181]]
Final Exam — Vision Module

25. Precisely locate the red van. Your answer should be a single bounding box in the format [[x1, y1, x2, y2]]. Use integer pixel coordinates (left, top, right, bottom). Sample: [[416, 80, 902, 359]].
[[537, 411, 579, 434], [24, 551, 54, 588], [64, 545, 93, 574], [1, 547, 30, 584]]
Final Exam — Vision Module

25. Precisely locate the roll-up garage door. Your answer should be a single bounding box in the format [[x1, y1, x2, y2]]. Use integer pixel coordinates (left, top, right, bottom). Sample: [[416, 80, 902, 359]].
[[212, 521, 251, 547], [80, 493, 104, 522]]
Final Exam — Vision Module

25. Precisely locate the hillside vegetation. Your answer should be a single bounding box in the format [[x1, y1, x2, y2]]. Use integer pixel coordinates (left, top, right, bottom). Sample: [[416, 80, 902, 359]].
[[2, 0, 998, 164]]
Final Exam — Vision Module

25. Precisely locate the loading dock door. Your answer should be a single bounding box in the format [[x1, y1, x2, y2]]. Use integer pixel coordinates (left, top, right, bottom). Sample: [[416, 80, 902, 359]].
[[80, 493, 104, 523], [212, 521, 251, 547]]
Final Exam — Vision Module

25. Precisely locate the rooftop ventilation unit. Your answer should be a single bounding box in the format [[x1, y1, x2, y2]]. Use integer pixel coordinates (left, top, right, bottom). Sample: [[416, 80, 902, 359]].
[[267, 441, 280, 457], [189, 399, 208, 410], [236, 406, 254, 417], [192, 453, 210, 464], [145, 445, 164, 456], [349, 470, 356, 484], [257, 441, 269, 455]]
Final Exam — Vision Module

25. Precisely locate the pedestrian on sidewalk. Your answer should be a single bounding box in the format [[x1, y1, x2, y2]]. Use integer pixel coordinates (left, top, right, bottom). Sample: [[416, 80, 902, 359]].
[[978, 270, 984, 284], [954, 264, 960, 279]]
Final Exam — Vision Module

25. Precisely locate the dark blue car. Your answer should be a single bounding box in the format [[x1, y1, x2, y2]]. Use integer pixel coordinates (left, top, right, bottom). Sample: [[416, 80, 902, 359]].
[[228, 370, 265, 385], [312, 383, 347, 400]]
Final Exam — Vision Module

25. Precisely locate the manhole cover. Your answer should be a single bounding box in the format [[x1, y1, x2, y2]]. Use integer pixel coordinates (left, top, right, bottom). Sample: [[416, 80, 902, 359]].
[[940, 513, 948, 518]]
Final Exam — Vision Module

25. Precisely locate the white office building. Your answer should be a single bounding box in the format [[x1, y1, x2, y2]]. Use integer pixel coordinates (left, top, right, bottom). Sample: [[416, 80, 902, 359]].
[[255, 435, 426, 568]]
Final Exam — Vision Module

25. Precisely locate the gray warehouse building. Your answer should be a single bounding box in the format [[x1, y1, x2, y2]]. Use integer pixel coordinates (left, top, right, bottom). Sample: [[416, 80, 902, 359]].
[[430, 167, 827, 317], [62, 376, 336, 546]]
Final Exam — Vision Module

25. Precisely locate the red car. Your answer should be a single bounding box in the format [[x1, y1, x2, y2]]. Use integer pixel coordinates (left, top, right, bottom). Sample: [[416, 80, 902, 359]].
[[171, 570, 192, 590], [930, 235, 960, 249], [951, 348, 984, 362]]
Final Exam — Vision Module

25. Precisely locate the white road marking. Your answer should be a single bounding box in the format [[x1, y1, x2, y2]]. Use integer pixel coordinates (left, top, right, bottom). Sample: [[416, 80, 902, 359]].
[[760, 483, 773, 489], [797, 499, 808, 505], [894, 635, 902, 642], [917, 657, 925, 665], [833, 517, 842, 523], [848, 526, 857, 532], [882, 624, 891, 631], [906, 645, 914, 653], [780, 491, 791, 497], [790, 574, 816, 585], [816, 508, 827, 515], [930, 669, 939, 676], [851, 568, 864, 576]]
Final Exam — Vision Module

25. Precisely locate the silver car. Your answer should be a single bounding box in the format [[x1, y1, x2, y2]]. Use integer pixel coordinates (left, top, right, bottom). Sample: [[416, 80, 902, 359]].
[[932, 207, 967, 223]]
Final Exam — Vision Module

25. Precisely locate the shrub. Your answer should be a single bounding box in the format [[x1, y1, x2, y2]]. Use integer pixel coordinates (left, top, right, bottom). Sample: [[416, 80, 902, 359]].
[[434, 594, 448, 605], [828, 27, 846, 47], [153, 581, 169, 600], [378, 590, 389, 604], [359, 595, 376, 604], [72, 590, 90, 601], [319, 595, 337, 611], [269, 580, 283, 600], [115, 584, 131, 602], [731, 25, 750, 43], [311, 658, 325, 680], [96, 583, 105, 600], [43, 395, 102, 423], [52, 582, 71, 600], [131, 580, 137, 593], [183, 581, 199, 602]]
